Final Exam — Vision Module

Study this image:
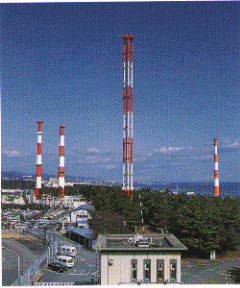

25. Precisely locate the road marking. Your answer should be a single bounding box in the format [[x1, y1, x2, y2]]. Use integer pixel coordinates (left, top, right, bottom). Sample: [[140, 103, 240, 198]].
[[43, 268, 67, 274], [183, 272, 204, 284], [68, 273, 89, 276]]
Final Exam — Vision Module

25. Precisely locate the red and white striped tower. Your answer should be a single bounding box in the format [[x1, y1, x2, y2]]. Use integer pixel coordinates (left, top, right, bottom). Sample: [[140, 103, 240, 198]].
[[35, 120, 43, 200], [214, 138, 219, 196], [58, 125, 65, 198], [122, 34, 134, 199]]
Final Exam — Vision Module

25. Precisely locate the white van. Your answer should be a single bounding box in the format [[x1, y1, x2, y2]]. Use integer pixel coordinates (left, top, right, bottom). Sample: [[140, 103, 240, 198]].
[[56, 255, 74, 268], [58, 246, 77, 257]]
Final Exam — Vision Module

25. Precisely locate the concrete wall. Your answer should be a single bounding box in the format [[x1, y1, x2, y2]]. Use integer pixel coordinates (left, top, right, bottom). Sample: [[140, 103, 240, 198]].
[[100, 251, 181, 285]]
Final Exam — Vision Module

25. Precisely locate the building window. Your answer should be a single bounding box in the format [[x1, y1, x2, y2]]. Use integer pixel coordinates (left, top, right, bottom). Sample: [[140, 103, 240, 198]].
[[131, 260, 137, 282], [157, 260, 164, 283], [170, 260, 177, 282], [143, 260, 151, 283]]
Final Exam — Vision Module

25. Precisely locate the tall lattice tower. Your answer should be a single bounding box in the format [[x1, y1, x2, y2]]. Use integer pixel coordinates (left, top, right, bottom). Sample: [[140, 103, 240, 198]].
[[122, 34, 134, 199]]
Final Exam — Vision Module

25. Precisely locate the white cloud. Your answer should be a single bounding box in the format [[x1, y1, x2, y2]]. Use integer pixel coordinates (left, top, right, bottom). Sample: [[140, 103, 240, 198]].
[[86, 156, 98, 163], [224, 141, 240, 148], [104, 164, 116, 169], [102, 157, 111, 162], [195, 155, 212, 160], [155, 146, 184, 154], [2, 150, 21, 157], [87, 148, 101, 154]]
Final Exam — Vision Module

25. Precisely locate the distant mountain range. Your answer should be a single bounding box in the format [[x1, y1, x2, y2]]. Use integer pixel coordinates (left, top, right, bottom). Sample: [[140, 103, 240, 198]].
[[1, 171, 99, 182]]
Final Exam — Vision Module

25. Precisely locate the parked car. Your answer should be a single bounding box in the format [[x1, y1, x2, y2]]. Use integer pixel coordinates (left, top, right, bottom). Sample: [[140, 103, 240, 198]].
[[47, 262, 68, 273], [58, 245, 77, 257], [14, 223, 21, 229], [56, 255, 74, 268]]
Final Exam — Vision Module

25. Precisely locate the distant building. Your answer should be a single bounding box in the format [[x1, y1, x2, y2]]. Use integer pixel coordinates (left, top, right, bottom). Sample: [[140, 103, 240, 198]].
[[61, 204, 95, 232], [186, 192, 195, 196], [66, 204, 94, 222], [65, 181, 74, 187], [1, 194, 25, 205], [96, 233, 187, 285], [58, 195, 87, 209], [44, 177, 58, 188], [23, 175, 33, 181], [1, 189, 23, 194]]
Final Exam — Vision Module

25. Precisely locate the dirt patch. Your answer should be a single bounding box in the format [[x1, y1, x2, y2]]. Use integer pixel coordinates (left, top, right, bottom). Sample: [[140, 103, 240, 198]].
[[15, 238, 45, 253], [2, 231, 45, 253], [34, 271, 44, 283], [218, 246, 240, 260], [182, 246, 240, 263], [2, 231, 36, 241]]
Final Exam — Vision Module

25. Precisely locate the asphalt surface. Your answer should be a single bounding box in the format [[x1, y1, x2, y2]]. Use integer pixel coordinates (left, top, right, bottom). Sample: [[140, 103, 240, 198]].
[[182, 259, 240, 284], [2, 238, 40, 286], [39, 239, 99, 284], [3, 228, 239, 285]]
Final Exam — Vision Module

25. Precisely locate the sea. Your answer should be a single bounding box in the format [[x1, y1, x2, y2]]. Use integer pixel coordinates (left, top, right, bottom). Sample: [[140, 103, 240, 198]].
[[136, 182, 240, 198]]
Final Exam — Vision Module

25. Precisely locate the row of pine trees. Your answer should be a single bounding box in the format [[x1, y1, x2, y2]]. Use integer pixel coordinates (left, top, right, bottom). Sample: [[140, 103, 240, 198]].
[[78, 185, 240, 258]]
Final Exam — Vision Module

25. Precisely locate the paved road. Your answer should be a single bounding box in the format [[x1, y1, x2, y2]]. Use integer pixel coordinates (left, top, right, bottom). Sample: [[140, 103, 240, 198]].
[[39, 234, 99, 284], [182, 259, 240, 284], [2, 239, 40, 286], [34, 228, 240, 285]]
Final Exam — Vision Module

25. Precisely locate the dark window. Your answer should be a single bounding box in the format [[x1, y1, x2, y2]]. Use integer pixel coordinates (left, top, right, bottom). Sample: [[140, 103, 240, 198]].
[[131, 260, 137, 282], [143, 260, 151, 283], [157, 260, 164, 283], [170, 260, 177, 282]]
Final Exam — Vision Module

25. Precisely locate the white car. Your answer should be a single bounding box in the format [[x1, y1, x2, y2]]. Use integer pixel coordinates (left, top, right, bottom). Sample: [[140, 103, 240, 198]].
[[56, 255, 74, 268], [58, 246, 77, 257]]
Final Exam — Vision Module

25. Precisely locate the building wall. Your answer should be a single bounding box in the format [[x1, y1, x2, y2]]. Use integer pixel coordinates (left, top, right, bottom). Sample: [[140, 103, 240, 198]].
[[66, 209, 91, 222], [100, 251, 181, 285]]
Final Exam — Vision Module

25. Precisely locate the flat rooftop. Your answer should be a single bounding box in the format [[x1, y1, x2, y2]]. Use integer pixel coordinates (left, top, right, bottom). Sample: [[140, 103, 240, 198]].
[[96, 233, 188, 251]]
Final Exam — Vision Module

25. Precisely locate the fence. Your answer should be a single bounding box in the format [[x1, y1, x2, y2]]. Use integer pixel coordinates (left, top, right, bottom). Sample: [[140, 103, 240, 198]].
[[6, 227, 79, 286], [11, 240, 58, 286]]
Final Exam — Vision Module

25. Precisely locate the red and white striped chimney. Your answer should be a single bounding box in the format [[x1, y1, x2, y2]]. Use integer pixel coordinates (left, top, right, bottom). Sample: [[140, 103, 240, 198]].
[[35, 120, 43, 200], [214, 138, 219, 196], [58, 125, 65, 198]]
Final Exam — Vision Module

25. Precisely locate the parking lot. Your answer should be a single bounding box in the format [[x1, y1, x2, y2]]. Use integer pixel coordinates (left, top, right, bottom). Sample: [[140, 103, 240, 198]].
[[39, 242, 99, 284], [2, 207, 239, 285]]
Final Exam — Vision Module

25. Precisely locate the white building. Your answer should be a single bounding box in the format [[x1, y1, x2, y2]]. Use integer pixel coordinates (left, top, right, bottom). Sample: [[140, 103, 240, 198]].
[[58, 195, 87, 209], [1, 194, 25, 205], [96, 233, 187, 285], [61, 204, 95, 232], [44, 177, 58, 188], [66, 204, 94, 222]]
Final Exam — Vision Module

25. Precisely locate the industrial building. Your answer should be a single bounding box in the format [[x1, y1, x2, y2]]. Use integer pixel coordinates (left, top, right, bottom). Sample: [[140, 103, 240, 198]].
[[66, 227, 96, 249], [96, 233, 187, 285]]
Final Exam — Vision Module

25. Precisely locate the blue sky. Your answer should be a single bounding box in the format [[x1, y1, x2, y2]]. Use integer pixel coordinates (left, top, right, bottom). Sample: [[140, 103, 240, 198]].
[[2, 2, 240, 183]]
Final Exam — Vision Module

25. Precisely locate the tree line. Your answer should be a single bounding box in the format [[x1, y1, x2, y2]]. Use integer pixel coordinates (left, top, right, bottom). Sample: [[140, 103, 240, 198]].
[[2, 181, 240, 258], [79, 185, 240, 258]]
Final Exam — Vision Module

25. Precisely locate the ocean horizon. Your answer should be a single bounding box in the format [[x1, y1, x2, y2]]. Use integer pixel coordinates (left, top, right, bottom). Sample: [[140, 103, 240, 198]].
[[136, 182, 240, 198]]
